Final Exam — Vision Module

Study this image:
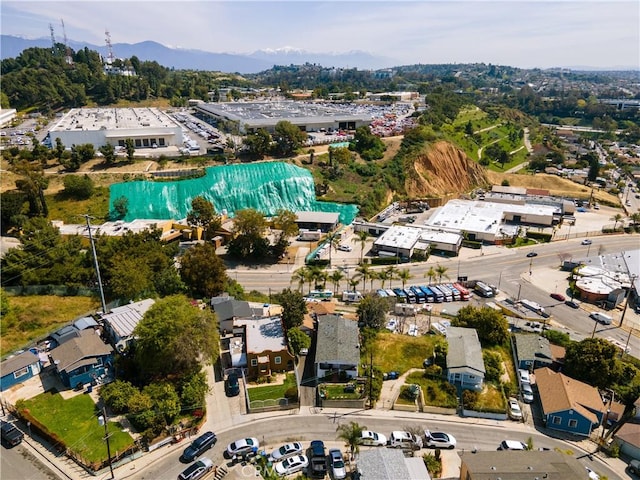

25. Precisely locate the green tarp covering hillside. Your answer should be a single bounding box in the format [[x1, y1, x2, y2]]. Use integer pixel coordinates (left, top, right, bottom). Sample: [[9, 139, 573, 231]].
[[109, 162, 358, 224]]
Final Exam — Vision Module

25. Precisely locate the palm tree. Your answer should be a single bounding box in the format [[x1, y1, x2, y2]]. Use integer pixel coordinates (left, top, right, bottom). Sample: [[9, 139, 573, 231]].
[[397, 268, 413, 289], [435, 264, 449, 283], [308, 265, 327, 290], [352, 231, 370, 264], [329, 270, 345, 295], [630, 212, 640, 227], [348, 277, 361, 292], [424, 266, 437, 285], [611, 213, 624, 230], [384, 265, 398, 288], [355, 263, 373, 293], [336, 421, 365, 460], [290, 267, 309, 292], [326, 232, 340, 267]]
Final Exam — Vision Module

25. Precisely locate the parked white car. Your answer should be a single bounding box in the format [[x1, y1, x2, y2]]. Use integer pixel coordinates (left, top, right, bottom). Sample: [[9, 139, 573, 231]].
[[424, 430, 457, 449], [274, 455, 309, 476], [508, 398, 523, 420], [270, 442, 303, 461], [359, 430, 387, 447]]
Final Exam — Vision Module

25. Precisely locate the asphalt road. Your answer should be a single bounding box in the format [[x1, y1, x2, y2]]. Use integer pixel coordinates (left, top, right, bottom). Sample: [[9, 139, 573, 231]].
[[0, 440, 61, 480], [234, 235, 640, 355], [133, 413, 618, 480]]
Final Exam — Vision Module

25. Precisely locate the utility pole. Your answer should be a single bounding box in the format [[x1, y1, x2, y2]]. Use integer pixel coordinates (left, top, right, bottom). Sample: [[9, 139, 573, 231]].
[[83, 215, 108, 315], [98, 406, 114, 479], [368, 349, 374, 410], [619, 274, 637, 328]]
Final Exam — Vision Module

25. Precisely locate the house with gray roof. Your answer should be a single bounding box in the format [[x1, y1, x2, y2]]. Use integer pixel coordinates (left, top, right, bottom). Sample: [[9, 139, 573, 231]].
[[514, 333, 553, 371], [355, 447, 430, 480], [315, 314, 360, 382], [101, 298, 155, 352], [445, 327, 485, 391], [49, 330, 114, 389], [0, 350, 41, 392], [211, 295, 253, 333]]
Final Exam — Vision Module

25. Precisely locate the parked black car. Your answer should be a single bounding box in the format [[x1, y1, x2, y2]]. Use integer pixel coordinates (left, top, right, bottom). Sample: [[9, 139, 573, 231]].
[[225, 372, 240, 397], [180, 431, 217, 463], [1, 420, 24, 447]]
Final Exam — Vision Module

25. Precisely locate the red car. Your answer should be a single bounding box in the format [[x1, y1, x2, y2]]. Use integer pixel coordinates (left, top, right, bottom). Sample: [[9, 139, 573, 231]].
[[550, 293, 566, 302]]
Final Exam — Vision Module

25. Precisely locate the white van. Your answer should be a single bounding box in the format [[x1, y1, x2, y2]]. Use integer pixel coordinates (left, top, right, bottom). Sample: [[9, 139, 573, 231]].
[[389, 431, 422, 449], [590, 312, 613, 325]]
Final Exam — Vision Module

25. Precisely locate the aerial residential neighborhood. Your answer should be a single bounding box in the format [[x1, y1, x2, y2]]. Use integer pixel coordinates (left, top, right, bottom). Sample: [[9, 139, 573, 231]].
[[1, 3, 640, 480]]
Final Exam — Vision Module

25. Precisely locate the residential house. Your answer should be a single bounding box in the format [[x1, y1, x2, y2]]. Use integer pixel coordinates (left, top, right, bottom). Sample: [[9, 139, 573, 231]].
[[101, 298, 155, 352], [210, 295, 253, 333], [549, 343, 566, 370], [356, 447, 430, 480], [233, 316, 294, 379], [302, 302, 336, 336], [315, 314, 360, 382], [0, 350, 41, 392], [514, 334, 553, 371], [534, 367, 606, 436], [459, 450, 587, 479], [49, 330, 114, 389], [613, 422, 640, 460], [445, 327, 485, 391]]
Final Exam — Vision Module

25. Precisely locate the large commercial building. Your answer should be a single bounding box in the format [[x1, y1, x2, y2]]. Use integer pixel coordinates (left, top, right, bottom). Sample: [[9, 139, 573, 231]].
[[194, 101, 374, 134], [425, 199, 560, 244], [370, 224, 462, 258], [48, 108, 183, 149]]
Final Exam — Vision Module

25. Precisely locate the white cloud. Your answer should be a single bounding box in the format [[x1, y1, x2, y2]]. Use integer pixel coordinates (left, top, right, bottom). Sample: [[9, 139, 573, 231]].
[[1, 0, 638, 68]]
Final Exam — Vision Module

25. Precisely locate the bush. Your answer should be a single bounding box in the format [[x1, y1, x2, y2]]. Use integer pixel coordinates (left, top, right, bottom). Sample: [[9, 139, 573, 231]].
[[100, 380, 139, 414], [424, 365, 442, 378], [284, 386, 299, 402], [63, 174, 94, 199]]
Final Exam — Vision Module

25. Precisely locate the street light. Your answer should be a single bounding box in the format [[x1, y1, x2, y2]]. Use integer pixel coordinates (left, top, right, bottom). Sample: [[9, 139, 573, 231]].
[[98, 407, 114, 479]]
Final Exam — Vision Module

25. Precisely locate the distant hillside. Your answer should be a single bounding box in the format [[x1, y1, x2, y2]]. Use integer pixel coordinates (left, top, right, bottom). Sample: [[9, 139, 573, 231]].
[[0, 35, 394, 73]]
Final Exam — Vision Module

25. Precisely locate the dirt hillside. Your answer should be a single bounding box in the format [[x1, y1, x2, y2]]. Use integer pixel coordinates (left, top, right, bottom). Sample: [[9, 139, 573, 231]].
[[405, 140, 489, 197]]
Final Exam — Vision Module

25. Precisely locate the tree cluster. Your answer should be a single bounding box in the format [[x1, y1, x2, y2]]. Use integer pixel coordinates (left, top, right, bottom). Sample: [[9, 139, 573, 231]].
[[454, 305, 509, 346]]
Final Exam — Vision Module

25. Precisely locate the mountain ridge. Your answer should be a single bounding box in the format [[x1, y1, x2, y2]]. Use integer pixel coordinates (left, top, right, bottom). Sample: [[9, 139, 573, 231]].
[[0, 35, 396, 73]]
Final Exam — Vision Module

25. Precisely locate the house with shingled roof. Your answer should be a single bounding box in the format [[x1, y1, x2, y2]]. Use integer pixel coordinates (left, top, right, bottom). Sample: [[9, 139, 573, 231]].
[[514, 333, 553, 371], [534, 367, 606, 436], [445, 327, 485, 391], [49, 330, 114, 389]]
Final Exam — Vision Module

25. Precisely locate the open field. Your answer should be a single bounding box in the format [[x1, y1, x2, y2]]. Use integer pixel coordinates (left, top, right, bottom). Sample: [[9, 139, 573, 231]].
[[1, 295, 100, 355], [371, 331, 439, 374]]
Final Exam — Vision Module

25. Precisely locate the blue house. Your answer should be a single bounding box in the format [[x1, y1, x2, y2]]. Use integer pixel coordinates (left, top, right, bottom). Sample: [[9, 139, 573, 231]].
[[49, 330, 114, 389], [0, 350, 42, 391], [535, 367, 606, 437]]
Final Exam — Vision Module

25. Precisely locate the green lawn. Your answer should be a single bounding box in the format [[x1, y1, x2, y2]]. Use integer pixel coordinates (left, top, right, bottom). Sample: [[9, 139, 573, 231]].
[[320, 383, 363, 400], [370, 331, 440, 374], [18, 391, 134, 465], [464, 384, 507, 413], [247, 373, 297, 402]]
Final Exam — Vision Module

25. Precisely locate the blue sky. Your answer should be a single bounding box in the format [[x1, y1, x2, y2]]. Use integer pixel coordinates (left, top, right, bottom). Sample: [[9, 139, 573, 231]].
[[2, 1, 638, 69]]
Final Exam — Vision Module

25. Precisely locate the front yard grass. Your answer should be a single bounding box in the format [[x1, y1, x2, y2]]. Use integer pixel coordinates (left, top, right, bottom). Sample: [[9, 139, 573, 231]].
[[17, 391, 134, 465], [320, 383, 363, 400], [370, 331, 440, 374], [463, 384, 507, 413], [405, 371, 458, 408], [247, 373, 297, 402]]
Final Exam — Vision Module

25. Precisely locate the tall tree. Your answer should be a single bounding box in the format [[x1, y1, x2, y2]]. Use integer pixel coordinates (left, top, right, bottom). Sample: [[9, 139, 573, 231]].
[[352, 231, 370, 264], [273, 120, 307, 157], [397, 268, 413, 289], [179, 243, 228, 298], [563, 338, 619, 389], [11, 160, 49, 216], [244, 128, 272, 158], [287, 327, 311, 356], [435, 264, 449, 283], [186, 196, 221, 241], [273, 288, 306, 330], [336, 421, 365, 459], [329, 270, 345, 294], [356, 294, 388, 330], [134, 295, 219, 381], [455, 305, 509, 346]]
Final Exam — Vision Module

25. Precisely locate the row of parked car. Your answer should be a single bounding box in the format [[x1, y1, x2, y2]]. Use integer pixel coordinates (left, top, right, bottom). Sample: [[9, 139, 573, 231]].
[[176, 427, 459, 479]]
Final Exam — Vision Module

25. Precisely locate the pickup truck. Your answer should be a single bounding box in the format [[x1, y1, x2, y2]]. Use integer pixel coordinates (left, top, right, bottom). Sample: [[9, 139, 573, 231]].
[[1, 420, 24, 447], [309, 440, 327, 478]]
